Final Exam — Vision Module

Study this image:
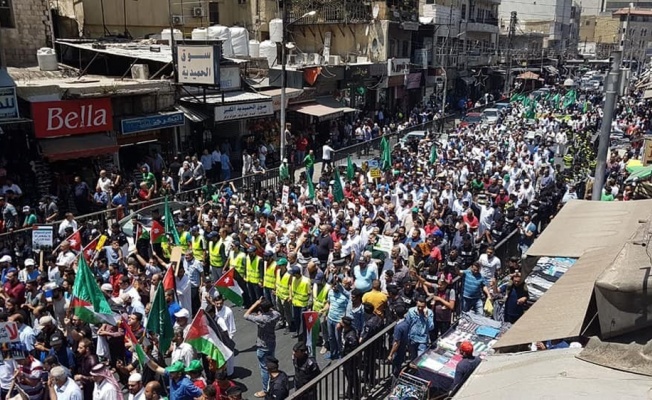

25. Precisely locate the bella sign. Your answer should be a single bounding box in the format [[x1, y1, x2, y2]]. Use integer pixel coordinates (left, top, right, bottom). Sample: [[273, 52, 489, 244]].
[[32, 98, 113, 138]]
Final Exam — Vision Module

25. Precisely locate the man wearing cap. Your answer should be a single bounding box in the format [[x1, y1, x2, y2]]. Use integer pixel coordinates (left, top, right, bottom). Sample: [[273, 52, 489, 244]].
[[18, 258, 38, 283], [185, 360, 206, 390], [90, 363, 122, 400], [340, 315, 360, 399], [264, 357, 289, 400], [48, 331, 76, 370], [173, 308, 191, 336], [147, 360, 203, 400], [127, 373, 145, 400], [451, 341, 481, 391], [34, 316, 62, 360], [208, 229, 228, 282], [292, 341, 320, 398], [48, 365, 82, 400], [245, 246, 264, 306]]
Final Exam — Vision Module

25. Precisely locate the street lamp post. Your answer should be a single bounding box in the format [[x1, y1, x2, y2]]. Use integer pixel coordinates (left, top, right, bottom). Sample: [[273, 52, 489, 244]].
[[279, 10, 316, 163]]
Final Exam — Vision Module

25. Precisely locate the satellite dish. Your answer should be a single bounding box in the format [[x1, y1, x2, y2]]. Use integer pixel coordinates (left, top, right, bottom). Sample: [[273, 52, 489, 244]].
[[372, 4, 379, 19]]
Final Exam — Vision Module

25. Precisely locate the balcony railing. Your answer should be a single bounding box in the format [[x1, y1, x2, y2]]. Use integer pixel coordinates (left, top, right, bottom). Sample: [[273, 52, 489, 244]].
[[288, 0, 372, 24], [469, 16, 498, 26]]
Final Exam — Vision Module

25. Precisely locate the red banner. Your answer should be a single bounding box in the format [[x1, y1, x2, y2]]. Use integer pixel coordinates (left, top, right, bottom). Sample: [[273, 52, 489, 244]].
[[32, 98, 113, 138]]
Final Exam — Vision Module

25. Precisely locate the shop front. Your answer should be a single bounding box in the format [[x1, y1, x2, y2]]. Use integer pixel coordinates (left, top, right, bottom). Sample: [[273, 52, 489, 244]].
[[118, 111, 184, 171]]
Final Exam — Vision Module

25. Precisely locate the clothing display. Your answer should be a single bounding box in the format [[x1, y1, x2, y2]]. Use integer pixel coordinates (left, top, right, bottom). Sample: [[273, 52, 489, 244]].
[[524, 257, 577, 303]]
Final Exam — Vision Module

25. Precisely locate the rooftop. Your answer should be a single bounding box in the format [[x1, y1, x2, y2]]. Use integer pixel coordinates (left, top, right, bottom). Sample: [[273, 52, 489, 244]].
[[613, 7, 652, 15]]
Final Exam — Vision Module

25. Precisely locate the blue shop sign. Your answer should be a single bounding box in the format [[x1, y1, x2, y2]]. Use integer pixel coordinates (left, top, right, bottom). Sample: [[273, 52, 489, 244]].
[[121, 112, 185, 135]]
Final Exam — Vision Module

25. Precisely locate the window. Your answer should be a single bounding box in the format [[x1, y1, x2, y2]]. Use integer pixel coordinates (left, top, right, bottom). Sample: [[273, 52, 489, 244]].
[[585, 20, 590, 25], [0, 0, 15, 28], [461, 4, 467, 19], [208, 2, 219, 25], [402, 40, 409, 57]]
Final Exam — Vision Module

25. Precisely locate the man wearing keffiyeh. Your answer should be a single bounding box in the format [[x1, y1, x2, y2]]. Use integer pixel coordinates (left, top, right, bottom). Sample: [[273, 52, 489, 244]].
[[91, 363, 123, 400]]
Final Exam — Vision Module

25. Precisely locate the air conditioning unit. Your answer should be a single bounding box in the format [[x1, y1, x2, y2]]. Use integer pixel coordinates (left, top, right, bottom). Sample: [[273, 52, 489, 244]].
[[312, 53, 321, 65], [172, 15, 184, 25], [131, 64, 150, 80], [347, 54, 357, 63], [357, 56, 369, 63], [328, 55, 340, 65], [192, 7, 204, 17]]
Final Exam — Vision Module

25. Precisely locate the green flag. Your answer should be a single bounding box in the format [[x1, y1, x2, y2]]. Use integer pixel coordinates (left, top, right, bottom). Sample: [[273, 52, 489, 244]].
[[381, 136, 392, 171], [307, 177, 315, 199], [280, 161, 290, 181], [429, 145, 438, 164], [333, 169, 344, 202], [72, 257, 117, 325], [510, 93, 525, 103], [563, 89, 576, 109], [346, 155, 355, 181], [525, 100, 537, 119], [146, 282, 174, 354], [164, 196, 180, 245], [551, 93, 561, 109], [583, 101, 590, 113]]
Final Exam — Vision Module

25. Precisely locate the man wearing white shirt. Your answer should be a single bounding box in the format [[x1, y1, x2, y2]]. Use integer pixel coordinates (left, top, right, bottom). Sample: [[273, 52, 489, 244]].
[[170, 326, 195, 367], [57, 213, 78, 238], [127, 373, 145, 400], [322, 141, 335, 171], [49, 366, 82, 400], [214, 294, 236, 376]]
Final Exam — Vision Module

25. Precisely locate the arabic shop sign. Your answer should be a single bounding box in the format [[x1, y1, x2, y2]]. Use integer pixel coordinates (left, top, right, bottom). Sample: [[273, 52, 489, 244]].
[[215, 101, 273, 122], [177, 45, 221, 86], [121, 112, 185, 135], [344, 65, 370, 82], [0, 87, 18, 120]]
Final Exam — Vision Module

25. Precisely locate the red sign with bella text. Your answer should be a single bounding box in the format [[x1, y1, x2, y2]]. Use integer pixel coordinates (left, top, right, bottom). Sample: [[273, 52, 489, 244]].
[[32, 98, 113, 138]]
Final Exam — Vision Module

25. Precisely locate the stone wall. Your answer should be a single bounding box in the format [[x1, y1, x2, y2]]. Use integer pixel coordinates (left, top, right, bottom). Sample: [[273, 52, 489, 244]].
[[2, 0, 51, 67]]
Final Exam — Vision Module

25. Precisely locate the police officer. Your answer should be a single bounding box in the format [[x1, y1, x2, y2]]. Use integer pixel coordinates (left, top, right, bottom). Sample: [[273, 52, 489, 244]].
[[360, 302, 383, 387], [292, 341, 320, 399], [265, 357, 289, 400], [340, 316, 360, 399]]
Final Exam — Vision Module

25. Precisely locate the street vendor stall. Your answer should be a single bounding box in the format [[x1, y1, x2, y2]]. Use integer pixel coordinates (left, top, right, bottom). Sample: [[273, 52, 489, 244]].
[[389, 313, 511, 399]]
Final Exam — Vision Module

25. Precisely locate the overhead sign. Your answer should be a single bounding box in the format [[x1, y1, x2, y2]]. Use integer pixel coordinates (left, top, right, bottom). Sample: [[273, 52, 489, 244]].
[[177, 45, 221, 86], [32, 98, 113, 138], [32, 225, 54, 251], [0, 87, 19, 120], [220, 66, 241, 90], [215, 101, 273, 121], [121, 112, 184, 135]]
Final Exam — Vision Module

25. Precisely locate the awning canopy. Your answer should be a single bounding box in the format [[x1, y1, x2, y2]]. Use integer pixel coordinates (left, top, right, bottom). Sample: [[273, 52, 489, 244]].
[[517, 71, 540, 80], [175, 104, 210, 123], [40, 133, 118, 161], [289, 98, 355, 120]]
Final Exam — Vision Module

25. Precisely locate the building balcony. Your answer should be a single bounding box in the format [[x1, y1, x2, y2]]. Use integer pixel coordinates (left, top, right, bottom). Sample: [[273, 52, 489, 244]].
[[461, 53, 495, 67], [288, 0, 371, 24], [466, 17, 499, 34]]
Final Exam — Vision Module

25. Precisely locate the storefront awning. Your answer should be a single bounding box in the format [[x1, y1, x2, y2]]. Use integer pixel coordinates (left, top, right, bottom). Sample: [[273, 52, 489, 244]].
[[175, 104, 210, 123], [40, 133, 119, 161], [289, 100, 355, 121], [257, 88, 303, 111]]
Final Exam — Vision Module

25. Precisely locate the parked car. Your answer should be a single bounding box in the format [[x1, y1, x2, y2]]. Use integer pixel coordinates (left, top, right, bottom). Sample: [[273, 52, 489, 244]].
[[459, 112, 483, 128], [398, 130, 427, 149], [482, 108, 500, 124]]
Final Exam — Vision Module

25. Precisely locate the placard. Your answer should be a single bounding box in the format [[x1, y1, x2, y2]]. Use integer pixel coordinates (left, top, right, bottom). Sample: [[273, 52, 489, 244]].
[[282, 185, 290, 204], [0, 322, 18, 344], [374, 236, 393, 254], [32, 225, 54, 251]]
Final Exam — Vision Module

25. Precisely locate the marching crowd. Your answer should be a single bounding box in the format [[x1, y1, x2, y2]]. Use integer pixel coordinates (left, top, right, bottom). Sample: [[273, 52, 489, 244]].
[[0, 81, 651, 400]]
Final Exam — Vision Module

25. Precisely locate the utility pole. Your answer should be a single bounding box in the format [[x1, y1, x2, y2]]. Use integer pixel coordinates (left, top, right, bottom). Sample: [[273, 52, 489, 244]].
[[592, 50, 622, 201], [504, 11, 517, 94]]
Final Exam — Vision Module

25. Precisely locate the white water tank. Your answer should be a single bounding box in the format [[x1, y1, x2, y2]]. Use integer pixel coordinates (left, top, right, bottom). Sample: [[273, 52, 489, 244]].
[[259, 40, 277, 67], [161, 28, 182, 44], [37, 48, 58, 71], [229, 27, 250, 56], [208, 25, 234, 57], [249, 40, 260, 58], [269, 19, 283, 43], [191, 28, 208, 40]]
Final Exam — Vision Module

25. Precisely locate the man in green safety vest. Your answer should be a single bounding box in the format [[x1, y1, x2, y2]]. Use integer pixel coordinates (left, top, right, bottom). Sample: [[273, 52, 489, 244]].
[[262, 250, 277, 307], [274, 258, 292, 332], [208, 228, 228, 282], [245, 246, 264, 305]]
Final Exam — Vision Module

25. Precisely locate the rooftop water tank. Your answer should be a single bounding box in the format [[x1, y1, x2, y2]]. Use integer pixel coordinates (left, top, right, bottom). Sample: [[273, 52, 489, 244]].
[[249, 40, 260, 58], [191, 28, 208, 40], [37, 48, 58, 71], [269, 19, 283, 43], [208, 25, 234, 57], [229, 27, 250, 57], [161, 28, 182, 44], [259, 40, 277, 68]]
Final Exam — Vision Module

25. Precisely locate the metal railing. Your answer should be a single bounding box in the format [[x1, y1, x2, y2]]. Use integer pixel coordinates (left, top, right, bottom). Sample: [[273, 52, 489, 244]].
[[289, 321, 397, 400]]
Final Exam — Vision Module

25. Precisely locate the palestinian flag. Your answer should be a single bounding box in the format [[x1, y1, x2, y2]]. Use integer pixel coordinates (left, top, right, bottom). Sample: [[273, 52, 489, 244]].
[[122, 317, 148, 368], [72, 257, 117, 325], [303, 311, 320, 356], [67, 229, 83, 252], [185, 309, 233, 368], [214, 268, 244, 306], [81, 235, 99, 263], [135, 224, 149, 242], [150, 220, 166, 244]]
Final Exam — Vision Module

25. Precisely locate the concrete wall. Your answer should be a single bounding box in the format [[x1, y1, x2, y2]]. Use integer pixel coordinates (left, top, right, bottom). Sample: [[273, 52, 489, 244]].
[[580, 14, 619, 44], [2, 0, 51, 67]]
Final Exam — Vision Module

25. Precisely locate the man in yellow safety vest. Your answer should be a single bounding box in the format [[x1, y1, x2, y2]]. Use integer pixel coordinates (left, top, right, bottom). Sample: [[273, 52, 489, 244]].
[[207, 228, 227, 281], [178, 222, 192, 253], [262, 250, 277, 307], [226, 241, 250, 307], [244, 246, 263, 305], [289, 266, 311, 340], [274, 258, 292, 332], [190, 226, 207, 273], [312, 278, 331, 356]]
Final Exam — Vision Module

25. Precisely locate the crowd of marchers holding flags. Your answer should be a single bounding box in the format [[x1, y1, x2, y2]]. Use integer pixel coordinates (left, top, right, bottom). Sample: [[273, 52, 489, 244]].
[[0, 77, 651, 400]]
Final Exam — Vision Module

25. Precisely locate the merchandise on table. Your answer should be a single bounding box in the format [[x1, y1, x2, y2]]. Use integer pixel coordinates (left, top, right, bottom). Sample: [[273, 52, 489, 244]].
[[524, 257, 577, 304]]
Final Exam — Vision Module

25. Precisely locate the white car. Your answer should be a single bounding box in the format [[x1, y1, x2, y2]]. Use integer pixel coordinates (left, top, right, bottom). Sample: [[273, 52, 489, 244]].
[[398, 130, 427, 149], [482, 108, 500, 125]]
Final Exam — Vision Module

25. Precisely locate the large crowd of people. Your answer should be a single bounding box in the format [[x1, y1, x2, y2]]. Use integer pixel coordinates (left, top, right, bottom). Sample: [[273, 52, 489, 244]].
[[0, 75, 650, 400]]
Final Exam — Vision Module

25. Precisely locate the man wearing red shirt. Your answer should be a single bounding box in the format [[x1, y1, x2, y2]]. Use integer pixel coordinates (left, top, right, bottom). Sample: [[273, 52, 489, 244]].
[[2, 268, 25, 305], [295, 135, 309, 166], [108, 263, 123, 297]]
